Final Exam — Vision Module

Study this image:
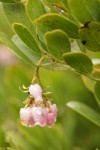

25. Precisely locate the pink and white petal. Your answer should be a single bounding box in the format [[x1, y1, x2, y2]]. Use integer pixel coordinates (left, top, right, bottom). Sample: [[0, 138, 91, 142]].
[[39, 108, 48, 127], [31, 107, 43, 125], [20, 107, 31, 126], [29, 84, 43, 100], [29, 117, 35, 127], [46, 112, 55, 127], [50, 104, 58, 114]]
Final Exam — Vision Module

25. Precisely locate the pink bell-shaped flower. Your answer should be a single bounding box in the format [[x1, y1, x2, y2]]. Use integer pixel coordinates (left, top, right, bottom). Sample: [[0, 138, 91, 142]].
[[46, 112, 55, 127], [46, 104, 58, 127], [50, 104, 58, 121], [39, 108, 48, 127], [20, 107, 35, 127], [31, 107, 48, 126]]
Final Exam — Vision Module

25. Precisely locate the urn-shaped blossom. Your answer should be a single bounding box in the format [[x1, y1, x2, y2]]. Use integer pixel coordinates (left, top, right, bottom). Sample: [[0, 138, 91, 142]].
[[20, 107, 35, 127], [31, 106, 48, 127], [47, 104, 58, 127]]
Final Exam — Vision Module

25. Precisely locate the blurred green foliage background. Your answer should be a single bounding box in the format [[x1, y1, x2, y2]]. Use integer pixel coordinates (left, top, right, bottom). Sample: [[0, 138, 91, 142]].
[[0, 3, 100, 150]]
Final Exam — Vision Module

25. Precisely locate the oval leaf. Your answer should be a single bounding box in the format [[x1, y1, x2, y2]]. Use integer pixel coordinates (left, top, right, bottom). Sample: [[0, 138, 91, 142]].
[[13, 23, 41, 54], [67, 101, 100, 127], [63, 52, 93, 74], [94, 82, 100, 106], [26, 0, 46, 21], [12, 35, 41, 65], [80, 22, 100, 52], [45, 29, 71, 60], [0, 32, 39, 65], [34, 13, 79, 39]]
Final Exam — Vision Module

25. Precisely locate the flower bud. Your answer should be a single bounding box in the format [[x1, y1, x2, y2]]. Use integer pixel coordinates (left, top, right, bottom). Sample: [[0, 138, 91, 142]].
[[29, 84, 43, 102]]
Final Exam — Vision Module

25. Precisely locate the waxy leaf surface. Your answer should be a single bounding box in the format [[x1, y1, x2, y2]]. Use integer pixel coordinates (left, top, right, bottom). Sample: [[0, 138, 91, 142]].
[[45, 29, 71, 60], [63, 52, 93, 74], [13, 23, 41, 54], [35, 13, 79, 39]]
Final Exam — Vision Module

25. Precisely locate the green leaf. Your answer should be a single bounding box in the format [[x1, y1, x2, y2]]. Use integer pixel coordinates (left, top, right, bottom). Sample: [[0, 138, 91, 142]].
[[26, 0, 46, 21], [45, 29, 71, 60], [34, 13, 79, 39], [0, 0, 20, 2], [63, 52, 93, 74], [67, 101, 100, 127], [0, 32, 39, 65], [2, 3, 36, 39], [94, 82, 100, 106], [12, 35, 41, 64], [13, 23, 41, 54], [80, 22, 100, 52], [67, 0, 100, 24]]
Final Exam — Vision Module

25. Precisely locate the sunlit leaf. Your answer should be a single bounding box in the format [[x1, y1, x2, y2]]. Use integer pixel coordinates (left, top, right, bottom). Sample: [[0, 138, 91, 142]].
[[34, 13, 79, 39], [67, 101, 100, 127], [26, 0, 46, 21], [45, 29, 71, 60], [63, 52, 93, 74], [67, 0, 100, 24], [13, 23, 41, 54], [80, 22, 100, 52]]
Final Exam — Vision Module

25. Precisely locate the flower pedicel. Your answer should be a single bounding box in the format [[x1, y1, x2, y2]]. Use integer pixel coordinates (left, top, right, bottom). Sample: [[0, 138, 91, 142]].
[[20, 84, 58, 128]]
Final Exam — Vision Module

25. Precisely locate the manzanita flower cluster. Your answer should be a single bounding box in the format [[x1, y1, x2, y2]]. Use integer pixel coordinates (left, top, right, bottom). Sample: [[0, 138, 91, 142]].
[[20, 84, 58, 128]]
